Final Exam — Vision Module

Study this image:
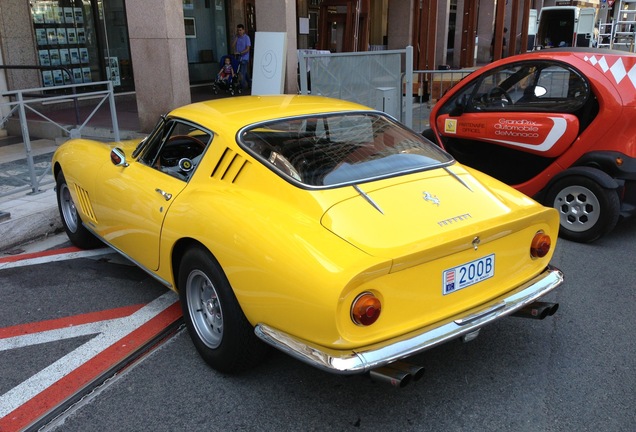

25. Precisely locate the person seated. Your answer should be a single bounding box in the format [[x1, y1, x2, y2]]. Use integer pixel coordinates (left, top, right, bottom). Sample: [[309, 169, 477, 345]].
[[217, 57, 235, 83]]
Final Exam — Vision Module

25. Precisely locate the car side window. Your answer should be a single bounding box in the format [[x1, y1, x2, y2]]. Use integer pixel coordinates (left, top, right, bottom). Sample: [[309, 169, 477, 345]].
[[535, 66, 588, 102], [139, 119, 212, 181], [447, 61, 589, 114]]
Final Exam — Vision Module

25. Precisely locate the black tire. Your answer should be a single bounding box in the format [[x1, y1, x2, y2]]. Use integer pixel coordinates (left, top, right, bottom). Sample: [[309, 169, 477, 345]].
[[178, 247, 269, 373], [56, 171, 102, 249], [545, 175, 620, 243]]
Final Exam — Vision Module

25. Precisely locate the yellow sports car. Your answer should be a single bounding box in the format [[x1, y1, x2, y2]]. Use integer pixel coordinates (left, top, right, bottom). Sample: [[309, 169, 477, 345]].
[[52, 95, 563, 384]]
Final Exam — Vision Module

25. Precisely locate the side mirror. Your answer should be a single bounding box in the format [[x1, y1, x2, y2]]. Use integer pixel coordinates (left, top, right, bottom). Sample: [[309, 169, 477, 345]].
[[449, 93, 471, 117], [110, 147, 129, 167], [534, 85, 547, 97]]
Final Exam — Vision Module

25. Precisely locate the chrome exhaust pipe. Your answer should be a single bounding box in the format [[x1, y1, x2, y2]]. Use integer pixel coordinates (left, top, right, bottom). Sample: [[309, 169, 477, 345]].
[[386, 361, 425, 382], [369, 361, 425, 387], [369, 366, 412, 388], [511, 302, 559, 320]]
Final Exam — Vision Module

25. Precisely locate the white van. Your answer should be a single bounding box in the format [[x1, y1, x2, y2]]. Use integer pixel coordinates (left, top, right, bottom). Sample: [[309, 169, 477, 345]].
[[532, 6, 597, 49]]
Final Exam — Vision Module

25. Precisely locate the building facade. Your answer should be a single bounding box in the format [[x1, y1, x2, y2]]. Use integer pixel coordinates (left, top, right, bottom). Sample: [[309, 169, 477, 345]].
[[1, 0, 602, 132]]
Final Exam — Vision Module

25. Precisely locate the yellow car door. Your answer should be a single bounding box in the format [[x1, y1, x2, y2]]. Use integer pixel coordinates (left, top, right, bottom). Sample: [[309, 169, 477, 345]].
[[94, 118, 211, 271], [94, 160, 187, 271]]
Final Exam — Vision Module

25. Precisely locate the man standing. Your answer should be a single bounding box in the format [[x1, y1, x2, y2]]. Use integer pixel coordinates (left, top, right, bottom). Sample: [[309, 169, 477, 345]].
[[232, 24, 251, 90]]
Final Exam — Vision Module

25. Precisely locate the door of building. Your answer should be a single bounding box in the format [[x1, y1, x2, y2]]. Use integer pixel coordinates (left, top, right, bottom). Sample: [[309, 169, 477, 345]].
[[317, 0, 369, 52]]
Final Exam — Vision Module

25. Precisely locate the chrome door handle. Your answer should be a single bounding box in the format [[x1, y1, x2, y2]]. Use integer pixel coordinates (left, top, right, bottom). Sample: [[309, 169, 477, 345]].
[[155, 188, 172, 201]]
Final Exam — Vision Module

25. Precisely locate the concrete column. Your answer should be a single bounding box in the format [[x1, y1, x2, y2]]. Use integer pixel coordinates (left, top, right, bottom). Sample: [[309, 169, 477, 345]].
[[125, 0, 190, 132], [254, 0, 298, 94], [436, 0, 451, 67], [0, 42, 9, 136], [0, 0, 39, 90], [386, 0, 413, 50], [477, 0, 497, 64]]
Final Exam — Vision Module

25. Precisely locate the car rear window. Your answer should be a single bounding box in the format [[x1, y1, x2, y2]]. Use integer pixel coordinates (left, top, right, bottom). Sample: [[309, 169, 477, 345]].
[[239, 113, 452, 187]]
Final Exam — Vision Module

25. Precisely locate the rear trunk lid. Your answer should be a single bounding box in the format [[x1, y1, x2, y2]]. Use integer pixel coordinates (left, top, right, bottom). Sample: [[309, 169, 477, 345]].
[[321, 166, 546, 264]]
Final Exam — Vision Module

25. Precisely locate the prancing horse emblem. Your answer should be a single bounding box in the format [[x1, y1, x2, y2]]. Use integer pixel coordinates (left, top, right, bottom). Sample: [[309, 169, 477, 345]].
[[423, 191, 440, 206]]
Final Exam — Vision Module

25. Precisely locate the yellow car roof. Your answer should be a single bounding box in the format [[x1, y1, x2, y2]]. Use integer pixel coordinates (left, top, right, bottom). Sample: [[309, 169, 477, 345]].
[[168, 95, 374, 133]]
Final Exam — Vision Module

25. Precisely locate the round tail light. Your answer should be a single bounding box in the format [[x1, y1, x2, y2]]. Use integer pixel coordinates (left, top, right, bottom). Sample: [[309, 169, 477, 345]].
[[530, 231, 551, 258], [351, 292, 382, 326]]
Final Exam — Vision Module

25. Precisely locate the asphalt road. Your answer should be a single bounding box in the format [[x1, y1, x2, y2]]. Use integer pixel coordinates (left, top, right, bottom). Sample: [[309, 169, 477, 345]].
[[1, 218, 635, 432]]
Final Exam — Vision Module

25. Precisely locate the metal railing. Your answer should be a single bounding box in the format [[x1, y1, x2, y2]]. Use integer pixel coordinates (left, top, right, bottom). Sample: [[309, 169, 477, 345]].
[[0, 65, 81, 125], [298, 47, 414, 128], [0, 75, 119, 197], [409, 68, 475, 132], [296, 53, 472, 133]]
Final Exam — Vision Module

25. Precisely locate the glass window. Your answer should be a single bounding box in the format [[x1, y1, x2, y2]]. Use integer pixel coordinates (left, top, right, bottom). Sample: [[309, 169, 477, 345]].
[[30, 0, 99, 87], [444, 61, 590, 114], [183, 0, 229, 83], [100, 0, 134, 91], [30, 0, 134, 91], [240, 113, 452, 187], [139, 119, 212, 182]]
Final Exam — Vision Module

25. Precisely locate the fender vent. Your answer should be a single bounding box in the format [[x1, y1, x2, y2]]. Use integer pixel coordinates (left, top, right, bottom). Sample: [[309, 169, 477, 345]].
[[73, 184, 98, 224], [211, 147, 250, 183]]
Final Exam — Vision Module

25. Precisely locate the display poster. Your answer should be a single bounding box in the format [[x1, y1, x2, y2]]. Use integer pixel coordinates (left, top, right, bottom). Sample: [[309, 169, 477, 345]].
[[56, 28, 67, 44], [80, 48, 89, 63], [49, 49, 60, 66], [67, 28, 77, 44], [60, 48, 70, 65], [42, 70, 54, 87], [70, 48, 80, 64], [82, 67, 92, 83], [52, 69, 64, 85], [63, 7, 74, 24], [106, 57, 121, 86], [32, 1, 91, 88], [73, 68, 83, 82], [39, 50, 50, 66], [36, 28, 48, 45]]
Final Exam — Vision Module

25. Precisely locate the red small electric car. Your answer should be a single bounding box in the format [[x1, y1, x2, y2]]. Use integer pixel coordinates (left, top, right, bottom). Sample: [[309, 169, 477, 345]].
[[426, 48, 636, 242]]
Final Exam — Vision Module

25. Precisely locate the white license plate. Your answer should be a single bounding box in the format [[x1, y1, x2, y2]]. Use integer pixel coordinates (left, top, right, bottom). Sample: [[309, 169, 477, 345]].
[[443, 254, 495, 295]]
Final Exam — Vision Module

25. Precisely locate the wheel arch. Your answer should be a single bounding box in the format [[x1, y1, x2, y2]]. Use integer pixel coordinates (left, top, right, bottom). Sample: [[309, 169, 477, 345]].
[[552, 166, 618, 189], [542, 168, 621, 242], [171, 237, 212, 293], [538, 165, 619, 202], [52, 161, 62, 180]]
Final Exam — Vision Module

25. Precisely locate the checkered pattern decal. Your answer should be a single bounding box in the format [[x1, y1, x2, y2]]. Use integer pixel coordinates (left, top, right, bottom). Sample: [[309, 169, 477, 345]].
[[584, 54, 636, 92]]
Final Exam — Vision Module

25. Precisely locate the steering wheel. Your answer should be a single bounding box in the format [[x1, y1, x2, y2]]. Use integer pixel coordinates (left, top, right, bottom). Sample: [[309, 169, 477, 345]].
[[487, 86, 513, 106], [158, 135, 206, 168], [167, 135, 206, 150]]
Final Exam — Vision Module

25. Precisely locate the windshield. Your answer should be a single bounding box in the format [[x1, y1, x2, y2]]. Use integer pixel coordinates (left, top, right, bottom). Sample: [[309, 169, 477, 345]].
[[239, 112, 452, 187]]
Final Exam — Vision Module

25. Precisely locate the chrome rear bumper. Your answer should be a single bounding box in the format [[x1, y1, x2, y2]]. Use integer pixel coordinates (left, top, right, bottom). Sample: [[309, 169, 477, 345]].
[[254, 265, 564, 375]]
